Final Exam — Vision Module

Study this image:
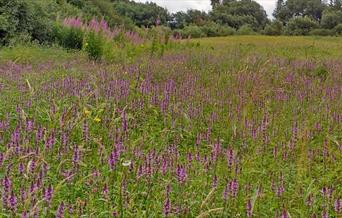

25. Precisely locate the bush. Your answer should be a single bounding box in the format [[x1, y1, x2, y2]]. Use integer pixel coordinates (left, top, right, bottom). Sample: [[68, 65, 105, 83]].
[[201, 22, 235, 37], [264, 21, 283, 36], [309, 28, 334, 36], [285, 16, 318, 36], [237, 25, 256, 35], [181, 25, 205, 38], [0, 0, 58, 45], [55, 25, 84, 50], [334, 24, 342, 35], [84, 31, 104, 60], [321, 9, 342, 29]]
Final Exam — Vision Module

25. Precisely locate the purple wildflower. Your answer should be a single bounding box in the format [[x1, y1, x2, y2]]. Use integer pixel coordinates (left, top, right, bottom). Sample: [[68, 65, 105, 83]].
[[176, 165, 187, 184], [335, 198, 341, 213], [56, 202, 65, 218]]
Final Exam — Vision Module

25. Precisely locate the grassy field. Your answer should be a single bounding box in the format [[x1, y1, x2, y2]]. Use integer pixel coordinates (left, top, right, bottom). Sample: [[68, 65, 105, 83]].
[[0, 36, 341, 217]]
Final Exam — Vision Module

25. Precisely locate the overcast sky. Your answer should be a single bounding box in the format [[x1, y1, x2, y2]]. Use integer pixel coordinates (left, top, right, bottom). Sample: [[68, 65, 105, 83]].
[[134, 0, 276, 17]]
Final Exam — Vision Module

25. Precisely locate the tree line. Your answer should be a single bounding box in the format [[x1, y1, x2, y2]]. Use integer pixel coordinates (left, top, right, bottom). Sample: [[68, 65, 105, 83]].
[[1, 0, 342, 45]]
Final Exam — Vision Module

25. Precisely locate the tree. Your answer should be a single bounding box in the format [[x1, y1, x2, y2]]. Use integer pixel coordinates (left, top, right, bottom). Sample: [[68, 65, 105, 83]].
[[273, 0, 327, 22], [264, 20, 283, 35], [284, 16, 319, 35], [113, 1, 170, 27], [211, 0, 221, 8], [210, 0, 268, 30], [321, 8, 342, 29]]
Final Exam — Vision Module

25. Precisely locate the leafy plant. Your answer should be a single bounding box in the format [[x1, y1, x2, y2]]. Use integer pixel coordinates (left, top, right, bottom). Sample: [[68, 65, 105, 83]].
[[84, 31, 104, 60]]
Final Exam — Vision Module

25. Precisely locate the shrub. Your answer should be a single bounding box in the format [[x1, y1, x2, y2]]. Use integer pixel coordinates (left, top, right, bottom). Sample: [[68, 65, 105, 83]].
[[0, 0, 58, 45], [55, 25, 84, 50], [284, 16, 318, 36], [334, 24, 342, 35], [201, 22, 235, 37], [263, 21, 283, 36], [237, 25, 256, 35], [321, 9, 342, 29], [181, 25, 205, 38], [308, 28, 334, 36], [84, 31, 104, 60]]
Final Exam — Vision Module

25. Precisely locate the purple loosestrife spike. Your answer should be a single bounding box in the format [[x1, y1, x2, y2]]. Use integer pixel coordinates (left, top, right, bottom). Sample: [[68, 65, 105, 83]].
[[43, 184, 53, 204], [18, 163, 24, 174], [73, 144, 80, 167], [164, 186, 171, 217], [3, 176, 11, 193], [108, 148, 119, 170], [223, 182, 229, 201], [176, 165, 187, 184], [83, 121, 89, 143], [26, 119, 34, 132], [0, 152, 3, 166], [306, 193, 313, 207], [164, 198, 171, 217], [322, 210, 328, 218], [212, 175, 218, 188], [281, 208, 288, 218], [9, 191, 17, 211], [29, 159, 36, 173], [21, 211, 28, 218], [335, 199, 341, 213], [56, 202, 65, 218], [162, 158, 168, 175], [226, 148, 234, 168], [20, 187, 26, 202], [103, 183, 109, 198], [246, 199, 252, 217], [35, 126, 44, 144], [230, 179, 239, 198]]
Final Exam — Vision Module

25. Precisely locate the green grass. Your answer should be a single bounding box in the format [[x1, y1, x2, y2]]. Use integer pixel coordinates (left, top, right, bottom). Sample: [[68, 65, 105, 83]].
[[0, 36, 341, 217]]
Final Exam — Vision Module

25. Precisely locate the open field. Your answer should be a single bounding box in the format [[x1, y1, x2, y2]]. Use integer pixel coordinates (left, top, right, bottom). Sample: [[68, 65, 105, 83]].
[[0, 36, 341, 217]]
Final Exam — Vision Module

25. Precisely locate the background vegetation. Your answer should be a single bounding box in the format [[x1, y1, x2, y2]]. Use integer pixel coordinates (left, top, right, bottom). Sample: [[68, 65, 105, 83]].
[[2, 0, 342, 46]]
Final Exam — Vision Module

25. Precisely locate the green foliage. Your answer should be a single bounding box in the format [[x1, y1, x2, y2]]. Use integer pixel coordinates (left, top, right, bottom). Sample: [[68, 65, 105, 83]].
[[84, 31, 104, 61], [201, 22, 236, 37], [334, 23, 342, 35], [113, 0, 170, 27], [263, 20, 283, 35], [308, 28, 334, 36], [237, 24, 256, 35], [55, 25, 84, 50], [210, 0, 268, 30], [181, 25, 206, 38], [321, 9, 342, 29], [273, 0, 326, 23], [285, 16, 318, 35]]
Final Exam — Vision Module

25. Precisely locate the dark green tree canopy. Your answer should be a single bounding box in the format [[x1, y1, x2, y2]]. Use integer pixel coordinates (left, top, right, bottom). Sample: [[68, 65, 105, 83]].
[[112, 0, 170, 27], [210, 0, 268, 30], [273, 0, 327, 22]]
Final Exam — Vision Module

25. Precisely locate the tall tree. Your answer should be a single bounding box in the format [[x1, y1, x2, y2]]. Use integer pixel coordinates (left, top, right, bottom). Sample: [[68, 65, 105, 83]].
[[273, 0, 327, 22], [210, 0, 268, 30]]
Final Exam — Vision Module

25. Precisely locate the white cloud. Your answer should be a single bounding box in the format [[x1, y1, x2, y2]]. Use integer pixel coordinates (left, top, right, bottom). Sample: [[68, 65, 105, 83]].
[[134, 0, 276, 17]]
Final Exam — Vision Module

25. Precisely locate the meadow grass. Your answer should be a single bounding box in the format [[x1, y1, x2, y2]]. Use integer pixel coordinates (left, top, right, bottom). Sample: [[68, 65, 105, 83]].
[[0, 36, 341, 217]]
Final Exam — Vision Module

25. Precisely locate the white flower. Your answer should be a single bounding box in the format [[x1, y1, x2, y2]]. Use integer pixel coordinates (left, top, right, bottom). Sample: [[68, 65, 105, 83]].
[[122, 160, 131, 167]]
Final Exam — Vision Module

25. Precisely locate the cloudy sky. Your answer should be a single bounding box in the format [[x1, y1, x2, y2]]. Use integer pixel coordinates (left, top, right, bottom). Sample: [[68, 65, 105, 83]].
[[134, 0, 276, 17]]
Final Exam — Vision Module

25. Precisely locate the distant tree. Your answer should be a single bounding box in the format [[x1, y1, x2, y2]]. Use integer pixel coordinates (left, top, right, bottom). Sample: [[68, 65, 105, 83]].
[[186, 10, 208, 26], [273, 0, 327, 22], [284, 16, 319, 35], [210, 0, 268, 30], [273, 0, 292, 23], [113, 1, 170, 27], [321, 8, 342, 29], [264, 20, 283, 35], [211, 0, 221, 8]]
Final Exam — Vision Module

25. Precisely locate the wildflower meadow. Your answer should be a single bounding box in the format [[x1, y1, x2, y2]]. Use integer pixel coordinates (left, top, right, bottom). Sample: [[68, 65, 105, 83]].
[[0, 33, 341, 217]]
